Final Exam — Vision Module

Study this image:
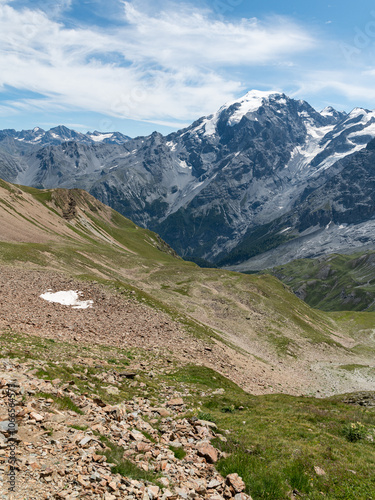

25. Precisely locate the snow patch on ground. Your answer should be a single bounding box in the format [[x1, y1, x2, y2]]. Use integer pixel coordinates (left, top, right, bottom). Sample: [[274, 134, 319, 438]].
[[40, 290, 93, 309]]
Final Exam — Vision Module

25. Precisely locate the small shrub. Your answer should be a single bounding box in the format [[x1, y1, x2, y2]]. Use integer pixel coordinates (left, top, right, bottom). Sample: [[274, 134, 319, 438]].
[[169, 446, 187, 460], [221, 405, 235, 413], [343, 422, 367, 442], [284, 460, 312, 493], [198, 411, 215, 422]]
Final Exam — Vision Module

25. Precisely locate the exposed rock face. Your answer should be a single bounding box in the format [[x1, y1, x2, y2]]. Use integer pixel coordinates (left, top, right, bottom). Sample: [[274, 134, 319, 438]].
[[226, 139, 375, 271], [2, 92, 375, 266]]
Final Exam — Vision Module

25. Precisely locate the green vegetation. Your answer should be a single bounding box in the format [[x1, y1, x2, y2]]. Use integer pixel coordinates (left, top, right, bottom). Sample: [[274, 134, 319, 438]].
[[35, 391, 84, 415], [169, 365, 375, 500], [342, 421, 369, 442], [269, 251, 375, 312], [69, 424, 88, 431], [169, 446, 187, 460], [97, 434, 161, 484]]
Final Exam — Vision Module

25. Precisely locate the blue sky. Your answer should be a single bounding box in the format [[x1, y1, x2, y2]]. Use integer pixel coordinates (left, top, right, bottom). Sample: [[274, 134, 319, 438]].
[[1, 0, 375, 136]]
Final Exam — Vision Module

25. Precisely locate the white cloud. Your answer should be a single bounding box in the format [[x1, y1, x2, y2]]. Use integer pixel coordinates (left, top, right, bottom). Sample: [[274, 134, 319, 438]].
[[121, 3, 315, 67], [295, 70, 375, 105], [0, 0, 316, 125]]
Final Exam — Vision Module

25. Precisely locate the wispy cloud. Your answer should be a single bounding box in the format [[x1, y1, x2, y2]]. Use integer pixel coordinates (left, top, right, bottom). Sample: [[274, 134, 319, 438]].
[[0, 0, 317, 125], [296, 69, 375, 107]]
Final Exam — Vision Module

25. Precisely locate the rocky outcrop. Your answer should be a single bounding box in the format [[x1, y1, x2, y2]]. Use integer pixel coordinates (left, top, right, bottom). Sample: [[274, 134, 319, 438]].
[[0, 359, 251, 500]]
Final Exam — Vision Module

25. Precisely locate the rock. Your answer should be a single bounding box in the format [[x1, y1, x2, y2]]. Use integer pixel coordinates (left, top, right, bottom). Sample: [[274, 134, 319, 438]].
[[234, 494, 253, 500], [106, 386, 120, 395], [207, 493, 225, 500], [119, 372, 137, 379], [314, 466, 326, 476], [108, 480, 118, 491], [153, 408, 170, 417], [137, 442, 152, 453], [77, 474, 89, 488], [130, 430, 144, 441], [79, 435, 93, 446], [207, 478, 222, 489], [167, 398, 184, 406], [196, 419, 217, 429], [212, 388, 225, 395], [226, 473, 245, 493], [147, 485, 160, 499], [93, 397, 106, 407], [29, 411, 44, 422], [169, 440, 183, 449], [196, 443, 218, 463]]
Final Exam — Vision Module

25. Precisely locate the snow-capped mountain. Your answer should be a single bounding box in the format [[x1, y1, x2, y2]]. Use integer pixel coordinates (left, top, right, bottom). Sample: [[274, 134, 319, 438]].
[[2, 90, 375, 266], [0, 126, 130, 146]]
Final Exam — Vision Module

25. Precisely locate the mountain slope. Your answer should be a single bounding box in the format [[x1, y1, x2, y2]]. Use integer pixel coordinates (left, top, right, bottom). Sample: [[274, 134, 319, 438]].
[[2, 92, 375, 267], [267, 251, 375, 312], [1, 179, 375, 397], [0, 125, 130, 145], [225, 138, 375, 271]]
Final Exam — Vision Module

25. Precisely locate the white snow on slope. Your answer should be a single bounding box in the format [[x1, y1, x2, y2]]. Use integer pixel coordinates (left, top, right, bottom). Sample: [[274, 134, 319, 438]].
[[190, 90, 282, 137], [166, 141, 177, 151], [227, 90, 282, 126], [89, 133, 114, 142], [40, 290, 93, 309], [178, 160, 191, 169]]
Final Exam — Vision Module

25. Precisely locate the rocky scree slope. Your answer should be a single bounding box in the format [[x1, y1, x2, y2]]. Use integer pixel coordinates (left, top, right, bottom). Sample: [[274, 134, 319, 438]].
[[0, 335, 251, 500]]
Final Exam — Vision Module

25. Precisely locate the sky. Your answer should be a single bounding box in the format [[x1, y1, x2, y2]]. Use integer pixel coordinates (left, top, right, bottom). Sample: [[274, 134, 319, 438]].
[[1, 0, 375, 137]]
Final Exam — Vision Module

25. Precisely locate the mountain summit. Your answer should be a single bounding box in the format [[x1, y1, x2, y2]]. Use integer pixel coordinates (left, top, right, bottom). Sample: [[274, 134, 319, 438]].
[[1, 91, 375, 266]]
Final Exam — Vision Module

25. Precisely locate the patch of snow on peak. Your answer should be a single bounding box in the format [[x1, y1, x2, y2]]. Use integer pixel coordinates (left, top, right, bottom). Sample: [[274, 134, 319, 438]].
[[226, 90, 282, 126], [348, 108, 370, 120], [90, 133, 114, 142], [348, 122, 375, 139], [189, 114, 219, 137], [40, 290, 93, 309], [178, 160, 190, 169], [320, 106, 336, 117], [166, 141, 177, 151], [203, 115, 218, 136]]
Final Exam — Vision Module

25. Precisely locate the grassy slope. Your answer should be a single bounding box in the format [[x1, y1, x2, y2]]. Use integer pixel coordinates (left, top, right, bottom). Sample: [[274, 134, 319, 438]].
[[2, 331, 374, 500], [0, 179, 351, 355], [269, 252, 375, 312], [1, 179, 375, 386]]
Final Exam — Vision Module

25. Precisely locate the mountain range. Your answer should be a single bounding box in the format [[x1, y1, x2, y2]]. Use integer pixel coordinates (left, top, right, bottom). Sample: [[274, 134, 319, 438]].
[[2, 90, 375, 268]]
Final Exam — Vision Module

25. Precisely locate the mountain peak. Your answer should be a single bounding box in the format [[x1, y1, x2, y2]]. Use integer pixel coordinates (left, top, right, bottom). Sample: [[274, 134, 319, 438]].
[[241, 89, 284, 101], [222, 90, 285, 126]]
